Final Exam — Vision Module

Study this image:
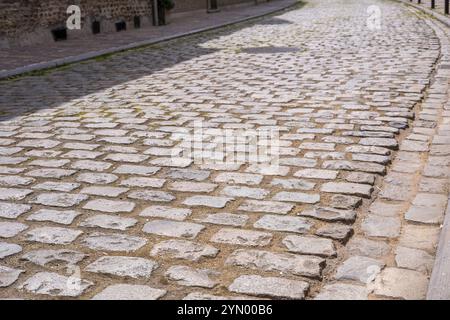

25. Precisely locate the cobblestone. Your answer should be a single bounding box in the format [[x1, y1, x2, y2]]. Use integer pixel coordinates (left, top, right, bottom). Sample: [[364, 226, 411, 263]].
[[0, 0, 447, 300]]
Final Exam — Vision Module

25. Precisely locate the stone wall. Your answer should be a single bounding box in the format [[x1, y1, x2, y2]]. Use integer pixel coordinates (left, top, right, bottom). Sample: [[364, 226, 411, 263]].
[[0, 0, 256, 48]]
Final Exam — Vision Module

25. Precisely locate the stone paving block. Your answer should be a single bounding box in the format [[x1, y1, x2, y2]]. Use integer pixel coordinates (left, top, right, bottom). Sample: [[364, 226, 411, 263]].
[[143, 220, 205, 239], [226, 249, 324, 278], [183, 195, 232, 208], [194, 212, 249, 227], [253, 215, 312, 234], [399, 225, 440, 251], [140, 206, 191, 221], [362, 215, 401, 238], [81, 232, 147, 252], [151, 239, 219, 261], [20, 272, 92, 297], [321, 182, 372, 198], [85, 256, 158, 278], [346, 237, 391, 258], [211, 228, 272, 246], [0, 266, 23, 287], [395, 246, 434, 273], [21, 249, 85, 267], [0, 188, 33, 201], [228, 275, 309, 299], [272, 191, 320, 204], [335, 256, 385, 284], [83, 199, 135, 213], [166, 265, 218, 288], [238, 200, 294, 214], [315, 283, 368, 300], [299, 207, 356, 222], [25, 227, 82, 245], [370, 267, 428, 300], [0, 242, 22, 259], [128, 190, 175, 202], [30, 193, 88, 208], [0, 222, 28, 238], [92, 284, 166, 300], [79, 214, 137, 231], [282, 235, 336, 257]]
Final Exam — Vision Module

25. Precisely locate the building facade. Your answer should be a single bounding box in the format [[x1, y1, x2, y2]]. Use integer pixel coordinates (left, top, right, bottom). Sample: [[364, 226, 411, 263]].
[[0, 0, 254, 48]]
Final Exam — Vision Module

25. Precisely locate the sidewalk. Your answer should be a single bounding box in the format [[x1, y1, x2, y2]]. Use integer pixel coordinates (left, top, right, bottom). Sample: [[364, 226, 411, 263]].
[[0, 0, 298, 79], [399, 0, 450, 26]]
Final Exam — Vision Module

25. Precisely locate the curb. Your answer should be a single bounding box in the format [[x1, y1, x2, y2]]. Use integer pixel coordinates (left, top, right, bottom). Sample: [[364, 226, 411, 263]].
[[428, 198, 450, 299], [0, 0, 299, 80]]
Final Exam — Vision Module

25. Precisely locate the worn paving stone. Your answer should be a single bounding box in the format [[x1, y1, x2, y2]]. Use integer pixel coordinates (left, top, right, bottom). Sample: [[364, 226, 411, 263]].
[[20, 272, 92, 297], [270, 178, 315, 190], [85, 256, 158, 278], [370, 267, 428, 300], [315, 224, 353, 242], [238, 200, 294, 214], [32, 182, 80, 192], [128, 190, 175, 202], [362, 215, 401, 238], [168, 181, 217, 193], [214, 172, 263, 185], [79, 214, 138, 230], [80, 186, 129, 197], [226, 249, 324, 278], [30, 193, 88, 208], [140, 206, 191, 221], [335, 256, 385, 284], [21, 249, 86, 267], [329, 195, 362, 210], [194, 212, 249, 227], [399, 225, 440, 251], [253, 215, 312, 234], [315, 283, 368, 300], [395, 246, 434, 273], [83, 199, 135, 213], [229, 275, 309, 299], [0, 175, 34, 187], [25, 227, 82, 245], [0, 266, 23, 287], [183, 195, 232, 208], [166, 265, 218, 288], [151, 239, 219, 261], [92, 284, 166, 300], [0, 188, 33, 201], [221, 186, 269, 200], [0, 242, 22, 259], [211, 228, 272, 246], [272, 191, 320, 204], [26, 209, 81, 225], [346, 237, 391, 258], [113, 165, 160, 176], [321, 182, 372, 198], [143, 220, 205, 239], [81, 232, 147, 252], [77, 172, 118, 184], [0, 222, 28, 238], [299, 207, 356, 222], [120, 177, 166, 188], [283, 235, 336, 257], [183, 292, 250, 300], [26, 168, 76, 179], [0, 202, 31, 219]]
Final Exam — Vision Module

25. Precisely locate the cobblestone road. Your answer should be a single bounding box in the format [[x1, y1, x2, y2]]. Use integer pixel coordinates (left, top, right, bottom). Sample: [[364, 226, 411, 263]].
[[0, 0, 449, 299]]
